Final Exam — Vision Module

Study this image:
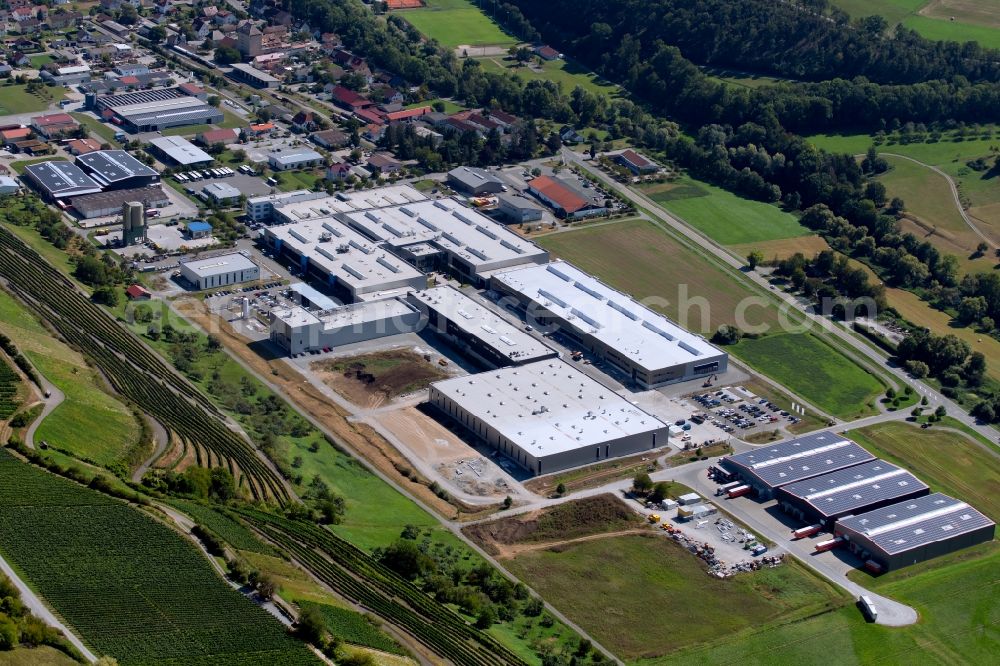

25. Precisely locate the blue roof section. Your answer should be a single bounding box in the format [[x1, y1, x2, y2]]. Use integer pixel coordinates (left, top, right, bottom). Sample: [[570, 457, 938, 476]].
[[778, 459, 928, 520], [836, 493, 995, 556], [187, 221, 212, 232], [721, 431, 875, 489]]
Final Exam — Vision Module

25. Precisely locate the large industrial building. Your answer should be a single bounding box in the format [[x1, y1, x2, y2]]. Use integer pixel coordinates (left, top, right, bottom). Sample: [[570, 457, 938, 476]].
[[776, 459, 929, 525], [428, 359, 669, 475], [447, 166, 504, 195], [834, 493, 995, 571], [76, 151, 159, 190], [22, 160, 102, 200], [342, 198, 549, 285], [263, 218, 426, 302], [406, 286, 558, 368], [179, 253, 260, 290], [148, 135, 214, 166], [269, 297, 421, 355], [90, 87, 223, 132], [490, 261, 727, 388], [267, 186, 426, 226], [72, 186, 170, 219], [720, 432, 876, 499]]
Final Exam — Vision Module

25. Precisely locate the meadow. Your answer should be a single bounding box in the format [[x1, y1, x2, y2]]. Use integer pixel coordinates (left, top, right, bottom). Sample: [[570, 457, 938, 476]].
[[641, 177, 810, 246], [831, 0, 1000, 49], [402, 0, 516, 49], [0, 450, 318, 665], [475, 56, 620, 98], [846, 421, 1000, 520], [505, 534, 847, 661], [0, 84, 65, 114]]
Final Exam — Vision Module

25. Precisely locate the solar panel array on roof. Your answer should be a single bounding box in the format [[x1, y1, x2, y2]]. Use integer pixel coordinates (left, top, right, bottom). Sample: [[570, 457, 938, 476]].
[[76, 150, 158, 187], [778, 459, 929, 520], [721, 431, 875, 489], [23, 161, 102, 199], [836, 493, 995, 556]]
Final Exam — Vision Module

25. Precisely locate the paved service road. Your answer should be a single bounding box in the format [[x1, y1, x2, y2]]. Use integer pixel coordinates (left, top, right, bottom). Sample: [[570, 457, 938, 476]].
[[24, 373, 64, 450], [0, 552, 97, 662]]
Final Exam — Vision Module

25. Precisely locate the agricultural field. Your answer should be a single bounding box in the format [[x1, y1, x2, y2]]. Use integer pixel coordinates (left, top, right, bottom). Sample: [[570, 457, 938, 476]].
[[299, 602, 407, 655], [402, 0, 516, 49], [169, 500, 276, 555], [729, 234, 832, 263], [831, 0, 1000, 49], [0, 450, 319, 665], [877, 155, 994, 274], [640, 177, 810, 246], [503, 533, 846, 661], [846, 421, 1000, 520], [475, 56, 620, 98], [732, 333, 884, 419], [0, 290, 141, 468], [537, 218, 784, 334]]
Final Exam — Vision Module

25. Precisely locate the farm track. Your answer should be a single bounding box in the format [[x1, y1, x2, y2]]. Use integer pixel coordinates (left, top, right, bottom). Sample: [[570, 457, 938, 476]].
[[237, 509, 530, 666], [0, 227, 290, 503]]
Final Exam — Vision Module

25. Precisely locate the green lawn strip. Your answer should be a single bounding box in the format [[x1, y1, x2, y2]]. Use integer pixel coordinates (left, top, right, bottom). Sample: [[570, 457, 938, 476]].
[[642, 176, 810, 245], [406, 98, 464, 113], [844, 421, 1000, 520], [299, 602, 407, 655], [732, 333, 884, 419], [505, 534, 846, 661], [0, 84, 64, 114], [0, 450, 319, 665], [404, 0, 516, 49], [29, 54, 55, 68], [69, 112, 119, 145]]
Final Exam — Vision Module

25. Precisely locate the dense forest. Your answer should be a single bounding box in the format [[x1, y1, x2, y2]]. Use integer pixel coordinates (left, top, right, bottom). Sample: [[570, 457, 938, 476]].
[[497, 0, 1000, 85]]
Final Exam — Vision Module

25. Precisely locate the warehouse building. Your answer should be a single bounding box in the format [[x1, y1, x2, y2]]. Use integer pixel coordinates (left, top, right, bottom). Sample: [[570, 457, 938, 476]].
[[71, 186, 170, 219], [264, 218, 426, 302], [490, 261, 727, 388], [76, 150, 159, 190], [22, 160, 102, 200], [528, 175, 606, 219], [40, 64, 92, 85], [247, 190, 324, 222], [229, 63, 281, 89], [429, 359, 669, 475], [343, 197, 549, 285], [148, 135, 214, 166], [406, 286, 558, 368], [179, 253, 260, 290], [447, 166, 504, 195], [203, 182, 242, 205], [268, 149, 324, 171], [776, 459, 929, 526], [835, 493, 995, 571], [720, 432, 876, 499], [497, 193, 545, 223], [92, 87, 224, 132], [270, 297, 422, 355]]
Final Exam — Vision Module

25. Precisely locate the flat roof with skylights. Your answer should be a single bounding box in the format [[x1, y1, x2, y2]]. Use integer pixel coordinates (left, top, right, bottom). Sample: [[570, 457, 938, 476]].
[[490, 261, 726, 384], [270, 185, 427, 224], [429, 359, 668, 474]]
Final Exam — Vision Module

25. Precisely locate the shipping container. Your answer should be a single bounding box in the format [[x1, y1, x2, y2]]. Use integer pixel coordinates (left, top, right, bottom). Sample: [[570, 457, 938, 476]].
[[727, 485, 751, 498], [792, 524, 823, 539], [814, 536, 844, 552], [716, 481, 742, 496]]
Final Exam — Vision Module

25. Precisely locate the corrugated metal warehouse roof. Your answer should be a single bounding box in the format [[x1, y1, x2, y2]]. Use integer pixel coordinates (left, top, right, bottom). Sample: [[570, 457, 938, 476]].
[[721, 431, 875, 490], [778, 459, 929, 520]]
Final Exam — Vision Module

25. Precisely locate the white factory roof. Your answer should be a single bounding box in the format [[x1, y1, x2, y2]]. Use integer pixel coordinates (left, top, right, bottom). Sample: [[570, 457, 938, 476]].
[[268, 149, 323, 167], [181, 252, 257, 277], [268, 218, 423, 292], [343, 197, 547, 271], [149, 135, 213, 165], [431, 359, 667, 456], [274, 297, 416, 331], [204, 181, 242, 200], [112, 95, 213, 118], [408, 286, 556, 364], [492, 261, 723, 372], [270, 185, 426, 222]]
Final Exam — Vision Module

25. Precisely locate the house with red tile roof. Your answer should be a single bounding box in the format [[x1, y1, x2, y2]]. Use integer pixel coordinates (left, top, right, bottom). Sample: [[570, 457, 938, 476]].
[[125, 284, 151, 300], [330, 85, 372, 111], [528, 175, 606, 219], [197, 128, 238, 146], [0, 127, 31, 144], [614, 149, 659, 175], [67, 137, 102, 155], [31, 112, 79, 139]]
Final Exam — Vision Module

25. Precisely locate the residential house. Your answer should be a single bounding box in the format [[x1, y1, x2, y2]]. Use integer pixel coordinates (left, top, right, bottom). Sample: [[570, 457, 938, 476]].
[[67, 137, 102, 155], [534, 45, 561, 61], [0, 127, 31, 145], [31, 112, 79, 139], [366, 153, 402, 176], [196, 128, 238, 147], [125, 284, 152, 300], [290, 110, 316, 132], [325, 161, 352, 182]]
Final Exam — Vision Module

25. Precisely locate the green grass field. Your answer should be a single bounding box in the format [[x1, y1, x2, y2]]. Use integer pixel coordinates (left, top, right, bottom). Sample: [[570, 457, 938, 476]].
[[28, 54, 54, 69], [69, 112, 119, 145], [476, 56, 620, 97], [832, 0, 1000, 49], [537, 218, 783, 334], [846, 421, 1000, 520], [0, 84, 64, 114], [641, 177, 810, 245], [0, 290, 141, 469], [403, 0, 516, 49], [505, 534, 847, 661], [733, 333, 884, 419], [0, 646, 78, 666]]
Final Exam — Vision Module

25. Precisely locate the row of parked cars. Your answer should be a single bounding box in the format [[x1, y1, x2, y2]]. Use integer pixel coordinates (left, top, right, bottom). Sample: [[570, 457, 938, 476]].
[[208, 281, 282, 298]]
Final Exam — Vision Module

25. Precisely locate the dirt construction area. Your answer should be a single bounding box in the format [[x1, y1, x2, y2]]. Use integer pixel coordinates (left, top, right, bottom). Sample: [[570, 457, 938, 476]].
[[374, 406, 518, 499], [311, 349, 450, 409]]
